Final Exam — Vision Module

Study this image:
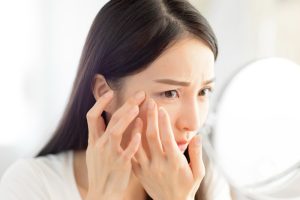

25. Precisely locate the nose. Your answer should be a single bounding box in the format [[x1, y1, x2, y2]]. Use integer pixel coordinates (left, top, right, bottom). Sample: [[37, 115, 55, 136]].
[[176, 100, 202, 133]]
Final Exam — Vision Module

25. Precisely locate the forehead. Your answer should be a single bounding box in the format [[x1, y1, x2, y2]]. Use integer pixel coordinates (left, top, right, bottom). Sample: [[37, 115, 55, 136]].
[[124, 37, 215, 88]]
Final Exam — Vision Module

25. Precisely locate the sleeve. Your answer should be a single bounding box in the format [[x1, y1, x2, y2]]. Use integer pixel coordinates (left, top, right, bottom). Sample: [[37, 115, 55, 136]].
[[213, 173, 232, 200], [211, 168, 232, 200], [0, 159, 49, 200]]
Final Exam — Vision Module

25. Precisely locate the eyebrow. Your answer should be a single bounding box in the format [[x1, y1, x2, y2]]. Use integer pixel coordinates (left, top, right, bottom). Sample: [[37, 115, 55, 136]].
[[154, 77, 216, 87]]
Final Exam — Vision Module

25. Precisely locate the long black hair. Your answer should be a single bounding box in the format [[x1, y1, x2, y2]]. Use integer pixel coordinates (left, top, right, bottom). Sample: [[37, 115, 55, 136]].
[[36, 0, 218, 199]]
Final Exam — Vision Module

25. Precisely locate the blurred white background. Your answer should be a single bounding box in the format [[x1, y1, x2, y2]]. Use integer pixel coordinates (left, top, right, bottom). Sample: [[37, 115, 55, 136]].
[[0, 0, 299, 177]]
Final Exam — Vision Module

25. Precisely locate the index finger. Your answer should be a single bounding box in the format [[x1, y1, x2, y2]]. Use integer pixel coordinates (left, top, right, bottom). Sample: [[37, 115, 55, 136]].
[[86, 90, 114, 145], [158, 106, 181, 157]]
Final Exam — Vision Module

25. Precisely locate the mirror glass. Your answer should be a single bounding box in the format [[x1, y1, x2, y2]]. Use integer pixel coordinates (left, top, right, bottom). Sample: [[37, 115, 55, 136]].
[[208, 57, 300, 198]]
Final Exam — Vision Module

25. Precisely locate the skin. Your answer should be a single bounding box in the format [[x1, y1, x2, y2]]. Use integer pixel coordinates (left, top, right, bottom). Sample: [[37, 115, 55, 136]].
[[73, 35, 215, 200]]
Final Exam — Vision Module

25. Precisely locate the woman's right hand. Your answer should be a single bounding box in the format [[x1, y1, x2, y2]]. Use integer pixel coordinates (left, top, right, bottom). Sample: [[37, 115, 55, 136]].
[[85, 90, 146, 200]]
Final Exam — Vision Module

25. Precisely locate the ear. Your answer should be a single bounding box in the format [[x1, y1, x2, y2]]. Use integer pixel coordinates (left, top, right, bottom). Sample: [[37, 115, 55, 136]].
[[92, 74, 113, 101]]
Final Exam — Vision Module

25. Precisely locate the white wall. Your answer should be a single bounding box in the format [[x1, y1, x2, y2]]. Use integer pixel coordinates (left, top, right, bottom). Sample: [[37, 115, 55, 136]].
[[199, 0, 300, 106], [0, 0, 108, 176]]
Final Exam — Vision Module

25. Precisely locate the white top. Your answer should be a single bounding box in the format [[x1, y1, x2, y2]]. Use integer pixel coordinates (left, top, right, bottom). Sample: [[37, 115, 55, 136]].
[[0, 150, 82, 200], [0, 150, 232, 200]]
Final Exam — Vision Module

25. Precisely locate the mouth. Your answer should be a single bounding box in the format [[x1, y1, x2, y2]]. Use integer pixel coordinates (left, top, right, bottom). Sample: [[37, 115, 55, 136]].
[[176, 140, 188, 152]]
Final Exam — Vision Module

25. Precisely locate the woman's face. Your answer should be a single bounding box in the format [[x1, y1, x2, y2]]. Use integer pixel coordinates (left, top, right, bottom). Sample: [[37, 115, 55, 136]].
[[110, 36, 215, 154]]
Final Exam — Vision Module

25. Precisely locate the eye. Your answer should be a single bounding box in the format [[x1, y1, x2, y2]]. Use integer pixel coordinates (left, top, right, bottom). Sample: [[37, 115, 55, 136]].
[[160, 90, 179, 99], [199, 87, 213, 97]]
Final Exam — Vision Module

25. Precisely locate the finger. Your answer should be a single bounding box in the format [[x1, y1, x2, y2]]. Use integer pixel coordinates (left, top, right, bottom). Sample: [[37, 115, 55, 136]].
[[146, 98, 163, 159], [131, 117, 143, 140], [131, 158, 142, 178], [188, 135, 205, 180], [135, 140, 149, 165], [132, 118, 148, 164], [106, 90, 145, 131], [158, 106, 180, 157], [121, 133, 141, 162], [108, 105, 139, 150], [104, 91, 145, 149], [86, 90, 114, 145]]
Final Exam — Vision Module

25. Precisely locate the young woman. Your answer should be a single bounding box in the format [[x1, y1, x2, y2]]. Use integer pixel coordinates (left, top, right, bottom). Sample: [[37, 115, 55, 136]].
[[0, 0, 231, 199]]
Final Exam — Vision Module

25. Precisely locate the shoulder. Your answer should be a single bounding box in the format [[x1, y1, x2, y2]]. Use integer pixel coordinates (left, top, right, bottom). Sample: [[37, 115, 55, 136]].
[[0, 150, 74, 200], [1, 150, 73, 181]]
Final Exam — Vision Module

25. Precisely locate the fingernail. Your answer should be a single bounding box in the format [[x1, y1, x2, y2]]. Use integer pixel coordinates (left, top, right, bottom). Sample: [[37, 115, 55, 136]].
[[134, 133, 141, 142], [148, 98, 155, 110], [104, 90, 113, 98], [135, 91, 145, 100]]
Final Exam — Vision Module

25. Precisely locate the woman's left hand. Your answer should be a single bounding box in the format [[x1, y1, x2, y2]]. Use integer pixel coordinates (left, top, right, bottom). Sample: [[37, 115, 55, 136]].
[[131, 98, 205, 200]]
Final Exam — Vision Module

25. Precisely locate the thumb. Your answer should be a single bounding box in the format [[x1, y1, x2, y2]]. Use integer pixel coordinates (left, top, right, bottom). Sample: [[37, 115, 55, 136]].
[[188, 135, 205, 180]]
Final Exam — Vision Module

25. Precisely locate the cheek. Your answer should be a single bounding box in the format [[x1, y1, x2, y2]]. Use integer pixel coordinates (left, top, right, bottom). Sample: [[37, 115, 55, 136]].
[[197, 101, 210, 128], [201, 100, 210, 116]]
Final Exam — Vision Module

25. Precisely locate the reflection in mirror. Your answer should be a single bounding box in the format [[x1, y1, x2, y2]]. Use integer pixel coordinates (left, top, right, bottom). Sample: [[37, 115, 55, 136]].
[[201, 57, 300, 199]]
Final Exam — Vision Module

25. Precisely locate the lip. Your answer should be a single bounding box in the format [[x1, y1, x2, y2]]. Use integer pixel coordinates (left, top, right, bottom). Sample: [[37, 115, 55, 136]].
[[176, 140, 188, 152]]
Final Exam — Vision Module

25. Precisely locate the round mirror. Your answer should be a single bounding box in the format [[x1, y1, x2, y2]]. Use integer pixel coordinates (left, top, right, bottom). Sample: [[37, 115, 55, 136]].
[[204, 57, 300, 199]]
